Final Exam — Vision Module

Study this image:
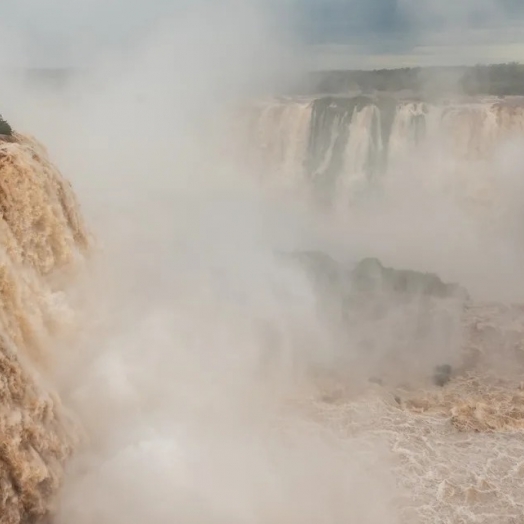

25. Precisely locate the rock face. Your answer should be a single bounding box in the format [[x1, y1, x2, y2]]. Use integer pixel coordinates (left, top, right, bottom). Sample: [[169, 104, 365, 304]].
[[0, 133, 90, 523], [284, 251, 469, 305], [351, 257, 470, 302], [283, 251, 469, 384]]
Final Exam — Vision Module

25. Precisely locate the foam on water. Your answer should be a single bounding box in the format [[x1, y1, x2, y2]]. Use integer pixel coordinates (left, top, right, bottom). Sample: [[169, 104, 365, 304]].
[[0, 132, 89, 523]]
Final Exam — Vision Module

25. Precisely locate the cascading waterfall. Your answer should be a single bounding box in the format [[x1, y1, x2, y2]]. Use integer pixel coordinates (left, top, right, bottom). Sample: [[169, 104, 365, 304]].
[[0, 132, 90, 524], [241, 96, 524, 216], [306, 96, 395, 188], [241, 99, 312, 191]]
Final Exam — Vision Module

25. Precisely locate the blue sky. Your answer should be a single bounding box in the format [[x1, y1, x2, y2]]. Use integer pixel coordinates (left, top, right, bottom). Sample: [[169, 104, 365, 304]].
[[1, 0, 524, 68]]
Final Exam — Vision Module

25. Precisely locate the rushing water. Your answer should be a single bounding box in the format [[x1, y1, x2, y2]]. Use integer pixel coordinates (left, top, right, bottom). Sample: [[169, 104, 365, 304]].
[[5, 92, 524, 524], [241, 96, 524, 212], [0, 133, 89, 523]]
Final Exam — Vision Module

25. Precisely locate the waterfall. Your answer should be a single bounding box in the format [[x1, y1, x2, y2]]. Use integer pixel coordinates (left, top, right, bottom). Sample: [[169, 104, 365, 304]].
[[241, 96, 524, 216]]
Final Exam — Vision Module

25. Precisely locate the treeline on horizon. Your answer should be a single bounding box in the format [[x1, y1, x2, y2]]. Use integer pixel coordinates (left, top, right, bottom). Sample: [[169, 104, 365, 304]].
[[8, 62, 524, 98], [303, 63, 524, 97]]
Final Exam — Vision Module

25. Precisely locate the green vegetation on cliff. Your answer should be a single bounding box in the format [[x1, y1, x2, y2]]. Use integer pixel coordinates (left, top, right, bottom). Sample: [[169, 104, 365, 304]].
[[0, 116, 13, 136]]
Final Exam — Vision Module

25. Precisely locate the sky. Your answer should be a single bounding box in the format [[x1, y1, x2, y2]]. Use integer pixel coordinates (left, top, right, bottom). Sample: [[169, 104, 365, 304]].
[[298, 0, 524, 43], [1, 0, 524, 68], [298, 0, 524, 68]]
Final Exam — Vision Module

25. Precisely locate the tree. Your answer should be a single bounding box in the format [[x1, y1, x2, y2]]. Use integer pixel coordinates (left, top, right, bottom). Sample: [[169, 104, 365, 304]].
[[0, 115, 13, 136]]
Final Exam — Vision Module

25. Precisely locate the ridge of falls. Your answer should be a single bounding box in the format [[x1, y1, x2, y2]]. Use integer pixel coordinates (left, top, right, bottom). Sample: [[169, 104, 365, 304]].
[[240, 96, 524, 214]]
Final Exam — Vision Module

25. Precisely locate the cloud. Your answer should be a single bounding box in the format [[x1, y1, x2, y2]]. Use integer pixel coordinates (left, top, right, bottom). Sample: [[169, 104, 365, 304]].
[[0, 0, 524, 66], [296, 0, 524, 49]]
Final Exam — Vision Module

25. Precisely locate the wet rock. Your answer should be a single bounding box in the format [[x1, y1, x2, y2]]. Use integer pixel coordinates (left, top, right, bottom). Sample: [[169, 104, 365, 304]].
[[282, 251, 470, 304], [351, 257, 470, 302]]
